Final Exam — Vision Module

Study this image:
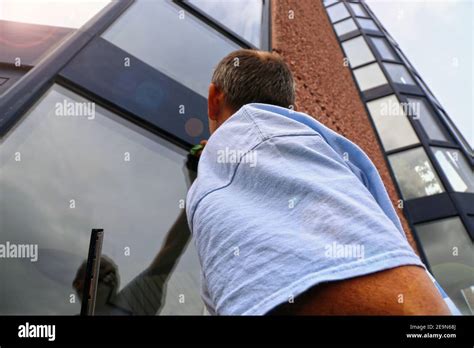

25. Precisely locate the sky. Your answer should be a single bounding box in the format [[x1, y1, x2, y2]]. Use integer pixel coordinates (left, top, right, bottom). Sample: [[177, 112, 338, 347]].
[[0, 0, 110, 28], [365, 0, 473, 149]]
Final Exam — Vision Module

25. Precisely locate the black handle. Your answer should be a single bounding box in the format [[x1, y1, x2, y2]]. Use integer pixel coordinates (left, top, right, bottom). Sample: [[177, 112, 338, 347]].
[[80, 228, 104, 316]]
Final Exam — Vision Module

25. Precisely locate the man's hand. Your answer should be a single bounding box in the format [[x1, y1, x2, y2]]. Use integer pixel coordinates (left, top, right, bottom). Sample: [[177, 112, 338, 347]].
[[185, 140, 208, 184], [192, 140, 207, 157], [268, 265, 451, 315]]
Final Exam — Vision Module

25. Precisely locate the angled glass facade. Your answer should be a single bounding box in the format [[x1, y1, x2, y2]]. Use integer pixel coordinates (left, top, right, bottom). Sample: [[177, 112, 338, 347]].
[[0, 0, 270, 315], [1, 84, 201, 314], [324, 0, 473, 314]]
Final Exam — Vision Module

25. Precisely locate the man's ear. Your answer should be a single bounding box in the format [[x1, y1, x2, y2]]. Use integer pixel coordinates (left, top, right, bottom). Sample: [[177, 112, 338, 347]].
[[208, 83, 223, 122]]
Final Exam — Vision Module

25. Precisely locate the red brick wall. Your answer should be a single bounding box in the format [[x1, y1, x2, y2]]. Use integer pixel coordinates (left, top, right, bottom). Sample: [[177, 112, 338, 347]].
[[271, 0, 419, 252]]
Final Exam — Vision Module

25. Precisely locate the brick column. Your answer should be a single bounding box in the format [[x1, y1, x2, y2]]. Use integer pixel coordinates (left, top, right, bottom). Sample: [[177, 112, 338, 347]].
[[271, 0, 419, 252]]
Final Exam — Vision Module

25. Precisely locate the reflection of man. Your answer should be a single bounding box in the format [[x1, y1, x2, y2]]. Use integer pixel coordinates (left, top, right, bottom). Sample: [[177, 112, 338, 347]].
[[186, 49, 455, 315], [73, 160, 195, 315]]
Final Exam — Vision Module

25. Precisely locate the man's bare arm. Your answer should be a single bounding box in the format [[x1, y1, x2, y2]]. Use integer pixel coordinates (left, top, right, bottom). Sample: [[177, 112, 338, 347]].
[[268, 266, 451, 315]]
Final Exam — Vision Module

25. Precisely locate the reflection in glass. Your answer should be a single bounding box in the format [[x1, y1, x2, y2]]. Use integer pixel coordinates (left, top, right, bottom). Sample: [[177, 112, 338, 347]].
[[102, 0, 240, 97], [0, 0, 110, 28], [353, 62, 388, 91], [356, 17, 379, 31], [415, 217, 474, 314], [324, 0, 339, 6], [333, 17, 357, 37], [406, 97, 447, 142], [366, 95, 419, 151], [433, 147, 474, 193], [349, 2, 367, 17], [461, 286, 474, 314], [73, 210, 192, 315], [388, 147, 444, 199], [186, 0, 263, 47], [370, 37, 397, 61], [384, 62, 416, 85], [0, 84, 203, 315], [341, 36, 375, 68], [0, 0, 110, 95], [327, 2, 350, 23]]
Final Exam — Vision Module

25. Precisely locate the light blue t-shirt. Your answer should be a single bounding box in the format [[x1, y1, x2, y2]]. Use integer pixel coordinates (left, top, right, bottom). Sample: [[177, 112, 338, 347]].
[[186, 103, 453, 315]]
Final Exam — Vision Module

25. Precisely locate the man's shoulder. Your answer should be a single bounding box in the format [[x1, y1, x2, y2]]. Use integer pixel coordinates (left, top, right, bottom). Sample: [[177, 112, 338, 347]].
[[239, 104, 320, 140], [186, 104, 322, 230]]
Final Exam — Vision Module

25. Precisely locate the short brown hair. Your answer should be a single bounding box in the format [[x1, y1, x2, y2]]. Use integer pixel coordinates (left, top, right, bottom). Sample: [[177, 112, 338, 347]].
[[211, 49, 295, 111]]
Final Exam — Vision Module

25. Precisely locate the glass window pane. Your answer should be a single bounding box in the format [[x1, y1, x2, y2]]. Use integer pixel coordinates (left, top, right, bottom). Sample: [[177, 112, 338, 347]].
[[388, 147, 445, 199], [384, 62, 416, 85], [356, 17, 379, 31], [341, 36, 375, 68], [370, 37, 397, 61], [333, 17, 358, 37], [324, 0, 339, 6], [433, 147, 474, 193], [366, 95, 419, 151], [349, 2, 367, 17], [0, 84, 203, 315], [353, 62, 388, 91], [327, 2, 350, 23], [406, 97, 448, 142], [102, 0, 240, 97], [0, 61, 30, 95], [186, 0, 263, 47], [414, 74, 443, 109], [415, 217, 474, 315], [0, 0, 110, 28]]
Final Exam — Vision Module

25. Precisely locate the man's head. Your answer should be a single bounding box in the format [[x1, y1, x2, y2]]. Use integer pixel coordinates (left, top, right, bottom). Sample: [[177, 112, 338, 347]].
[[73, 255, 120, 306], [208, 49, 295, 134]]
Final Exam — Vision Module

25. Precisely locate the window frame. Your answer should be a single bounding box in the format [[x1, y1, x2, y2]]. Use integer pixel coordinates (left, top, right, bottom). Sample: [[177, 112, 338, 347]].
[[399, 95, 453, 145], [414, 216, 474, 314], [323, 0, 474, 250], [341, 35, 376, 68], [0, 82, 203, 315], [352, 62, 389, 92], [60, 36, 211, 148], [0, 0, 267, 149], [347, 1, 370, 18], [367, 36, 400, 63], [333, 17, 358, 38], [431, 146, 474, 194], [365, 94, 420, 152], [0, 0, 135, 139], [176, 0, 271, 50], [382, 62, 417, 87], [355, 17, 380, 33], [326, 1, 351, 23], [387, 145, 445, 200]]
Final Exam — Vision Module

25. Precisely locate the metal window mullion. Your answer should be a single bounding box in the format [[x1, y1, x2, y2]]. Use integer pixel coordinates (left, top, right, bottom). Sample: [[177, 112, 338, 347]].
[[0, 0, 135, 138]]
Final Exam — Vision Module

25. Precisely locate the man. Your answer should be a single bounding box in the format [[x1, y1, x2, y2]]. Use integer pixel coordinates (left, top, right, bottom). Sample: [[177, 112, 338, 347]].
[[186, 49, 455, 315]]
